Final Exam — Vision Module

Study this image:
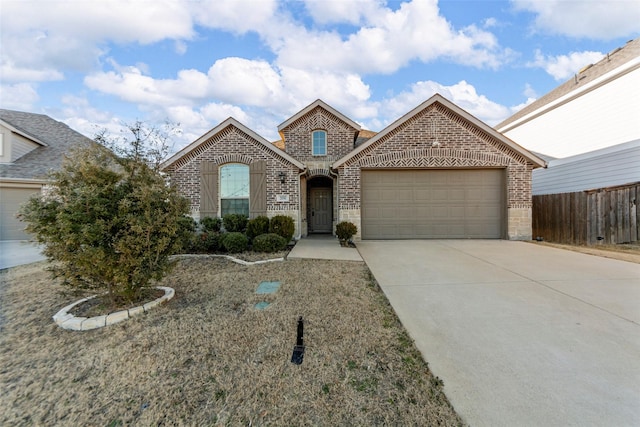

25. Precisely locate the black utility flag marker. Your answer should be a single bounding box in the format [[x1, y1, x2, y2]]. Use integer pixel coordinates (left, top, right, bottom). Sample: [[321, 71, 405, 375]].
[[291, 316, 305, 365]]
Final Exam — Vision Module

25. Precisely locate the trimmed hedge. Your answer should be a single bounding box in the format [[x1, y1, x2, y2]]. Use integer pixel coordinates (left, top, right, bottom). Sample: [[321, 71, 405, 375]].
[[246, 215, 270, 240], [222, 214, 248, 233], [222, 232, 249, 253], [252, 233, 287, 253], [198, 232, 221, 252], [200, 216, 222, 233], [269, 215, 295, 242]]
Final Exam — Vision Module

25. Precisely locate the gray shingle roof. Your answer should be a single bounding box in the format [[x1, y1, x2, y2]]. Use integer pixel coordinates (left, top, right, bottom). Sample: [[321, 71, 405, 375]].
[[0, 109, 95, 180], [496, 37, 640, 131]]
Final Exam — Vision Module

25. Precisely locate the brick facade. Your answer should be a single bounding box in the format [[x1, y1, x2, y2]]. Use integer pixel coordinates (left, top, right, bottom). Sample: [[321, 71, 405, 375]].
[[279, 106, 359, 162], [163, 96, 543, 241], [164, 125, 303, 234], [336, 103, 537, 240]]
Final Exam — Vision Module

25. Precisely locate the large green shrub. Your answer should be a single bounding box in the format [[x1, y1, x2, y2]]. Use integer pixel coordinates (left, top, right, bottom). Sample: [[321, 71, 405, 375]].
[[222, 213, 248, 233], [246, 215, 270, 240], [221, 232, 249, 253], [269, 215, 295, 242], [19, 128, 189, 304], [200, 216, 222, 233], [252, 233, 287, 253]]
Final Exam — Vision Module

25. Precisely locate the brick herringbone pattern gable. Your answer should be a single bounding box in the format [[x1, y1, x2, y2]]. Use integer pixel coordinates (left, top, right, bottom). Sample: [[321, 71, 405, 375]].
[[357, 148, 511, 168], [170, 127, 295, 172], [284, 107, 355, 133]]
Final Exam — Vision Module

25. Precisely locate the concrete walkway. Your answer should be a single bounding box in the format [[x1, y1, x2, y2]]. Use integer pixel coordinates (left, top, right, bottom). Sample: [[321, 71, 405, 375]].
[[357, 240, 640, 427], [0, 240, 46, 270], [288, 235, 363, 261]]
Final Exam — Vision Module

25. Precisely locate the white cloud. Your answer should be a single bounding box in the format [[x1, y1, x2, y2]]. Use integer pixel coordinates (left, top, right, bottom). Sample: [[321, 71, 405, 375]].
[[523, 83, 537, 99], [1, 0, 527, 153], [528, 49, 604, 80], [175, 40, 188, 55], [82, 57, 377, 145], [271, 0, 510, 74], [0, 59, 64, 83], [191, 0, 278, 34], [207, 58, 284, 107], [483, 17, 498, 29], [302, 0, 384, 25], [512, 0, 640, 39], [377, 80, 511, 128], [0, 83, 40, 110]]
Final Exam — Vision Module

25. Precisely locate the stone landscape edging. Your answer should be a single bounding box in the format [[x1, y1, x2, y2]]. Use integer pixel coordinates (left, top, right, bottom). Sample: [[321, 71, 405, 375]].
[[53, 286, 175, 331], [171, 253, 285, 266]]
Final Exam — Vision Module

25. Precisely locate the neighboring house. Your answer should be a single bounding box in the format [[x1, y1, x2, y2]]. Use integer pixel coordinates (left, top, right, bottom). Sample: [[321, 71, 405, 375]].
[[496, 37, 640, 158], [533, 139, 640, 195], [0, 109, 94, 240], [162, 94, 545, 240]]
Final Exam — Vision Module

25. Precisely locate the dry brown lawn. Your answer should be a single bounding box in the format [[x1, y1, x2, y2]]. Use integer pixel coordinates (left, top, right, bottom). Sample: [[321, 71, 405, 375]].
[[0, 256, 463, 426], [534, 241, 640, 264]]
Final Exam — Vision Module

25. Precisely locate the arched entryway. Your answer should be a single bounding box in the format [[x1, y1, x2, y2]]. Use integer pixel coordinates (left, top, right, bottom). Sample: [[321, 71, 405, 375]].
[[307, 176, 333, 234]]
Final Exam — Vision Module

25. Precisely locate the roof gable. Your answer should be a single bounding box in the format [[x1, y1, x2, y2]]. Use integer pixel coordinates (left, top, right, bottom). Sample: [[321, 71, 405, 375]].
[[277, 99, 361, 133], [0, 114, 48, 147], [333, 94, 546, 169], [0, 109, 95, 180], [161, 117, 305, 171]]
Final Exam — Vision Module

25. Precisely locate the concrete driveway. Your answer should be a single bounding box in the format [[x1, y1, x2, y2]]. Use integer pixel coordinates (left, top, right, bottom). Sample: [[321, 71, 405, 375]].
[[0, 241, 46, 270], [357, 240, 640, 427]]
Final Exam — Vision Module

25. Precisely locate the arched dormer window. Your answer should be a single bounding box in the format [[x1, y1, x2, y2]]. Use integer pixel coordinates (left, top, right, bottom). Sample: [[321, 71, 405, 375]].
[[312, 130, 327, 156], [220, 163, 249, 217]]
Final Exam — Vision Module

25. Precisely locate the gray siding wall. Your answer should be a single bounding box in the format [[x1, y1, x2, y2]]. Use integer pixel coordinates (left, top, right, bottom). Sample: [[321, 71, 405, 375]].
[[533, 140, 640, 195], [10, 133, 40, 162]]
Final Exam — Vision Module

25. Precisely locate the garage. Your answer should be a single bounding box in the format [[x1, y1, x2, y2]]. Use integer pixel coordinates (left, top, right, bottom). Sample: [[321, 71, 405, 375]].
[[361, 169, 505, 239], [0, 187, 40, 240]]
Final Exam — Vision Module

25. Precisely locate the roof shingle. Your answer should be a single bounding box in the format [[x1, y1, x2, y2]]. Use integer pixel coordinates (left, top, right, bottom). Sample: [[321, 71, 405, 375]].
[[0, 109, 95, 180]]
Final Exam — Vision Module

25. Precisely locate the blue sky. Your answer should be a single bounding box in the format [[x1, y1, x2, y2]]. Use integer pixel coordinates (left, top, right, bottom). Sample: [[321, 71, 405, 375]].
[[1, 0, 639, 155]]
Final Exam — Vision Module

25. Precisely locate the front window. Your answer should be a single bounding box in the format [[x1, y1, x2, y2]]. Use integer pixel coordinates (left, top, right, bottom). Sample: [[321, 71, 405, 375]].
[[220, 163, 249, 216], [312, 130, 327, 156]]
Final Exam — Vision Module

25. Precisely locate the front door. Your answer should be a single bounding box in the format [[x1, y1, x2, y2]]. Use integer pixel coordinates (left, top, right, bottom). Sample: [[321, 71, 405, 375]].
[[309, 187, 332, 233]]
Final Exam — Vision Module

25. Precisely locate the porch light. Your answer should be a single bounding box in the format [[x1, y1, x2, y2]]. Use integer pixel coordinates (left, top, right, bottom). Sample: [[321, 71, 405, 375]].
[[278, 171, 286, 184]]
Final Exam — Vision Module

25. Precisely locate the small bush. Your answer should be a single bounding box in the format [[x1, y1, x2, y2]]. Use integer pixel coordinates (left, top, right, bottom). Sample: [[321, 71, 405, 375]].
[[269, 215, 295, 242], [176, 216, 198, 253], [222, 232, 248, 253], [223, 214, 248, 233], [197, 232, 221, 253], [246, 216, 270, 240], [336, 221, 358, 241], [200, 216, 222, 233], [252, 233, 287, 253]]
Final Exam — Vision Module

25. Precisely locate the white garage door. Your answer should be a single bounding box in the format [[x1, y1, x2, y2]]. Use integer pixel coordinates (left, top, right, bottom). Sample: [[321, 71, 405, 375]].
[[361, 169, 505, 239], [0, 187, 40, 240]]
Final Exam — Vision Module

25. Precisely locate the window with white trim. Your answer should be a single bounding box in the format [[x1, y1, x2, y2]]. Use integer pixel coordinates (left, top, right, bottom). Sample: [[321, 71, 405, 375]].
[[220, 163, 249, 216], [312, 130, 327, 156]]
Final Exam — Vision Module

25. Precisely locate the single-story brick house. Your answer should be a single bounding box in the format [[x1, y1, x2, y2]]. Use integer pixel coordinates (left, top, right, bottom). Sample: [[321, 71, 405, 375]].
[[162, 94, 546, 240]]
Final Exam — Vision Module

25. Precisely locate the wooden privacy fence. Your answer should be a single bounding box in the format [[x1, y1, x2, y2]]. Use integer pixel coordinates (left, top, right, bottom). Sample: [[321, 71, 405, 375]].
[[532, 182, 640, 245]]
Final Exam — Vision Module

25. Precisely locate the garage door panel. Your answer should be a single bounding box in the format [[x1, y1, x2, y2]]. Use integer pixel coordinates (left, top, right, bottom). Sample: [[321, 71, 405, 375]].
[[361, 170, 504, 239], [0, 187, 40, 240]]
